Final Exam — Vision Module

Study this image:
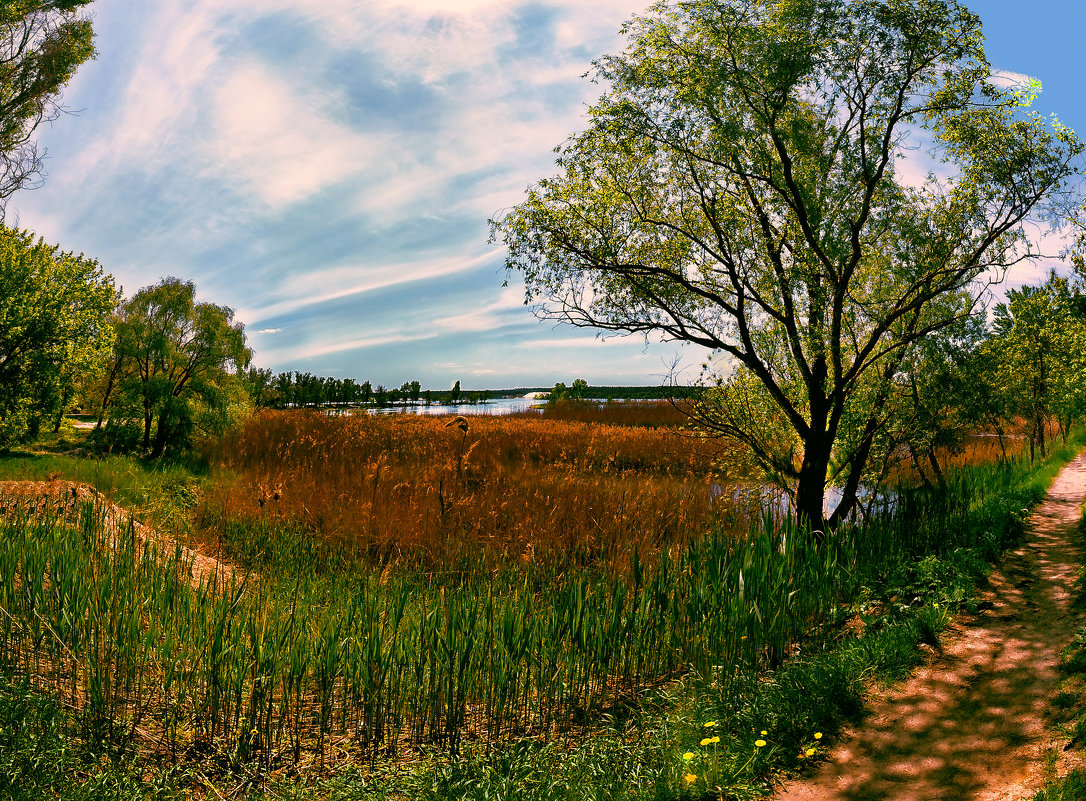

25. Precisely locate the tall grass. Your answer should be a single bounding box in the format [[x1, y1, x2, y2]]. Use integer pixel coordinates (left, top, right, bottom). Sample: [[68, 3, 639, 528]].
[[0, 441, 1053, 770], [201, 410, 730, 573]]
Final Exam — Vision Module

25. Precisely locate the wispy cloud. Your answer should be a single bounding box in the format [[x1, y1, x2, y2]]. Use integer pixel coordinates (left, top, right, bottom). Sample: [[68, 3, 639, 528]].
[[203, 62, 380, 209]]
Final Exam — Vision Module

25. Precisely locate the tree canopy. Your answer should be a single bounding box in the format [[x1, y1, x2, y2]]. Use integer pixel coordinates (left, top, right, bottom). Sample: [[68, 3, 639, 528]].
[[0, 226, 116, 445], [97, 277, 251, 458], [0, 1, 96, 204], [988, 272, 1086, 460], [492, 0, 1082, 530]]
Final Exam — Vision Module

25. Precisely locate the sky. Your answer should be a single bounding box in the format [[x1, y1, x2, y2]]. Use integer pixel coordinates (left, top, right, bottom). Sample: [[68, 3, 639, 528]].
[[9, 0, 1086, 390]]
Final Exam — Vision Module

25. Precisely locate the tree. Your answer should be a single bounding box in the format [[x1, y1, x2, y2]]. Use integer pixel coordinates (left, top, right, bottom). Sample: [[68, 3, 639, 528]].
[[241, 366, 277, 409], [989, 272, 1086, 460], [450, 380, 461, 404], [0, 2, 96, 206], [491, 0, 1081, 530], [549, 378, 590, 403], [0, 226, 115, 444], [100, 277, 250, 457]]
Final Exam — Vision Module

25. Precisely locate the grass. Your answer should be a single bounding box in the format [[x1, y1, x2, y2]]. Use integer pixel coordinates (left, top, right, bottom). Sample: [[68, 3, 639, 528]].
[[0, 415, 1079, 799], [199, 409, 732, 574]]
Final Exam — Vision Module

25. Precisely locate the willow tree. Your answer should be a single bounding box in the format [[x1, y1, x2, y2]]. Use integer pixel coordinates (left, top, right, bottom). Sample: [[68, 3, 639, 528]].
[[491, 0, 1081, 531], [99, 278, 251, 458]]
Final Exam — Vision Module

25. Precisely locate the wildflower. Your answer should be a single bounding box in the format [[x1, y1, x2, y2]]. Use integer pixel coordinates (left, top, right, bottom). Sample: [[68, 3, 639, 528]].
[[814, 732, 823, 740], [806, 747, 816, 756], [700, 736, 720, 746], [703, 720, 717, 728], [684, 773, 697, 785], [760, 730, 767, 736], [755, 739, 767, 747], [682, 752, 696, 762]]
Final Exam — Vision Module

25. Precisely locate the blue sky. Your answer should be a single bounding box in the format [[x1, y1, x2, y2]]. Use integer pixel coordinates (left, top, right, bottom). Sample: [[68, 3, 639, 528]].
[[10, 0, 1085, 390]]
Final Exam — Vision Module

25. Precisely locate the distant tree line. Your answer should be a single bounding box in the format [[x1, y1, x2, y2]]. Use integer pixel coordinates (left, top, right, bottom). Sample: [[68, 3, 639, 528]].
[[239, 370, 490, 410], [547, 382, 701, 402]]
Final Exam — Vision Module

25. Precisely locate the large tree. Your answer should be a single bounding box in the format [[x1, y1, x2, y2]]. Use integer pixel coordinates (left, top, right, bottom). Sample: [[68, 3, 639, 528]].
[[0, 1, 96, 205], [0, 226, 115, 445], [492, 0, 1081, 530], [100, 278, 251, 458]]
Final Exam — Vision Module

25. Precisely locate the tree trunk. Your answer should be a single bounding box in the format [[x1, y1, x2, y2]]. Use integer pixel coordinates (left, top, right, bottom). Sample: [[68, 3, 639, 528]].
[[926, 447, 946, 491], [151, 415, 169, 459], [795, 429, 831, 534]]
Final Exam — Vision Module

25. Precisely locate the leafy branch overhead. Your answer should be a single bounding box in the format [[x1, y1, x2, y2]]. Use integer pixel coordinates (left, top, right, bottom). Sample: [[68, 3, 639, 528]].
[[0, 1, 96, 204], [491, 0, 1082, 530]]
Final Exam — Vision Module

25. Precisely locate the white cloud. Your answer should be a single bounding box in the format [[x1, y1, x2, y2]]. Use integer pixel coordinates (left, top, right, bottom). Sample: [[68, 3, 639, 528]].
[[261, 330, 439, 363], [253, 328, 282, 334], [203, 61, 379, 208], [987, 68, 1040, 92], [235, 249, 498, 325], [432, 286, 525, 333]]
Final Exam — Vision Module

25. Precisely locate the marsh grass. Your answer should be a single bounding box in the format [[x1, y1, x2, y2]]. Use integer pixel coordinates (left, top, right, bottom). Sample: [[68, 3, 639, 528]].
[[0, 415, 1077, 799], [201, 410, 731, 574]]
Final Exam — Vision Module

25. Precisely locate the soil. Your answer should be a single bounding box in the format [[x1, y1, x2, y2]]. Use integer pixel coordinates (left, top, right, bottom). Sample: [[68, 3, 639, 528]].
[[773, 452, 1086, 801], [0, 478, 243, 588]]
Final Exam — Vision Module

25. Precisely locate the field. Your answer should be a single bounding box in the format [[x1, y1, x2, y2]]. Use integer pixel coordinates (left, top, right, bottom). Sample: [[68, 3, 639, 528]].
[[200, 406, 730, 573], [0, 406, 1077, 799]]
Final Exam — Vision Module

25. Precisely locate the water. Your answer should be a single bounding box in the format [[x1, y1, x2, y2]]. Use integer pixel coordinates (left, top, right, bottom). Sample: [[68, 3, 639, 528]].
[[719, 482, 900, 521], [364, 396, 545, 416]]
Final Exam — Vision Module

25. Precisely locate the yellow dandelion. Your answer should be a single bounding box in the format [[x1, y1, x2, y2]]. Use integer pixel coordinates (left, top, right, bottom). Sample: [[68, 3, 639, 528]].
[[703, 720, 717, 728], [814, 732, 823, 740], [755, 739, 767, 747], [700, 736, 720, 746], [806, 747, 816, 756], [760, 730, 767, 736], [684, 773, 697, 785], [682, 752, 696, 762]]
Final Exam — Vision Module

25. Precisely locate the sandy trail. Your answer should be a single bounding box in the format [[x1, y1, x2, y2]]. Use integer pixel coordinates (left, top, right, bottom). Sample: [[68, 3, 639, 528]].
[[774, 451, 1086, 801]]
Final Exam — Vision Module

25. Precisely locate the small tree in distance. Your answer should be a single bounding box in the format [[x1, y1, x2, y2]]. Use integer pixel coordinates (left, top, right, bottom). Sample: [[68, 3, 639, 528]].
[[96, 277, 250, 458]]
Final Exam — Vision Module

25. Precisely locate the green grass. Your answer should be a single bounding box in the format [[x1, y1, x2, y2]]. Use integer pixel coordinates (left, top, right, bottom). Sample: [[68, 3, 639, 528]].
[[0, 432, 1080, 799]]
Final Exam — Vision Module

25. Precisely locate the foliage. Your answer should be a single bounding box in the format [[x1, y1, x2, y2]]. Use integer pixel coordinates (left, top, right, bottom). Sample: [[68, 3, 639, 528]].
[[0, 227, 116, 447], [548, 378, 589, 404], [95, 277, 251, 458], [988, 272, 1086, 459], [0, 1, 96, 206], [491, 0, 1082, 529]]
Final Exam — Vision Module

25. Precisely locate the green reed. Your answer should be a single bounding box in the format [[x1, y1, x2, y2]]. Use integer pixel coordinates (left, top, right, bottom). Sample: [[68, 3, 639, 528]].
[[0, 440, 1058, 771]]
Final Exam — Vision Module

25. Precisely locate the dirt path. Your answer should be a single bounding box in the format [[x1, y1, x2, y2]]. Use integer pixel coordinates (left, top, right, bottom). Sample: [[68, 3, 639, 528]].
[[774, 452, 1086, 801], [0, 479, 243, 588]]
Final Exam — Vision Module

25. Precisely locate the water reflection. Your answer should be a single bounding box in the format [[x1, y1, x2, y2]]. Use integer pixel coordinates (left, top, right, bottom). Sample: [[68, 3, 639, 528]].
[[364, 397, 544, 416], [719, 482, 900, 522]]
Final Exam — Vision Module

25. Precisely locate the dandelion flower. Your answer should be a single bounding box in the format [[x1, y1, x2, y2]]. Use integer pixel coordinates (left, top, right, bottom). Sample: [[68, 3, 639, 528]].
[[700, 736, 720, 746], [814, 732, 823, 740], [760, 730, 767, 736], [806, 747, 816, 756], [703, 720, 717, 728], [755, 739, 767, 747], [682, 752, 696, 762], [684, 773, 697, 785]]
